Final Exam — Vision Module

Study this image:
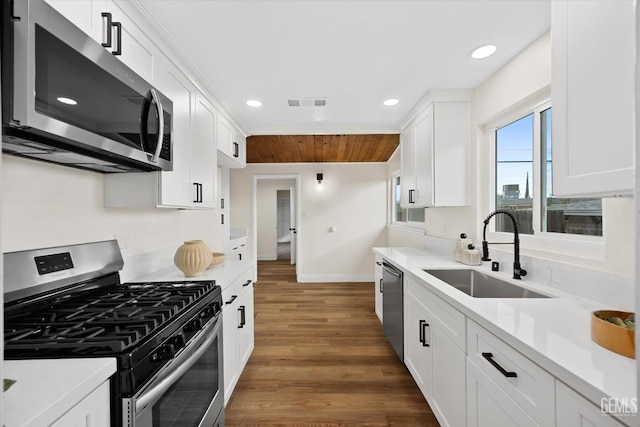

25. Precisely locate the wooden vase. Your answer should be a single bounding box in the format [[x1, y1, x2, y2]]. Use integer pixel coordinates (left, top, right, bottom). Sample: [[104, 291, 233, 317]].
[[174, 240, 211, 277]]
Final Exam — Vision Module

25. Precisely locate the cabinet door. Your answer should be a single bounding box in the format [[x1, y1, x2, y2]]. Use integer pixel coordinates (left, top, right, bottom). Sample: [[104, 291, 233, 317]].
[[51, 381, 110, 427], [105, 0, 161, 85], [467, 359, 541, 427], [236, 283, 255, 370], [551, 0, 634, 197], [431, 327, 466, 427], [193, 93, 218, 208], [44, 0, 106, 43], [374, 260, 383, 322], [158, 57, 196, 207], [413, 105, 434, 207], [217, 116, 234, 158], [232, 130, 247, 167], [223, 302, 238, 406], [399, 124, 416, 208], [556, 381, 627, 427], [404, 294, 433, 400]]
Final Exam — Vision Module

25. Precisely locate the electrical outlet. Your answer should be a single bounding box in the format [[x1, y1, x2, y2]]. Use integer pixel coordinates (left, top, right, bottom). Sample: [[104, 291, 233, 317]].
[[115, 234, 130, 253]]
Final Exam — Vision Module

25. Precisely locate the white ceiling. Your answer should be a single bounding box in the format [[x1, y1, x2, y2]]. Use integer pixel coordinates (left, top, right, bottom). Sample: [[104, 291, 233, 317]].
[[137, 0, 551, 136]]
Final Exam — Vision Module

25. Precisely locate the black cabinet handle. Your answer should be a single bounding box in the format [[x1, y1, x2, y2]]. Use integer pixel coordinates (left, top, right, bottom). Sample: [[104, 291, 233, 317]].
[[221, 198, 225, 209], [376, 261, 382, 266], [233, 142, 239, 158], [409, 189, 415, 204], [101, 12, 112, 48], [221, 213, 224, 225], [225, 295, 237, 305], [419, 320, 430, 347], [379, 279, 383, 294], [243, 280, 252, 287], [239, 253, 242, 261], [238, 305, 246, 328], [199, 183, 203, 203], [112, 21, 122, 55], [193, 183, 199, 203], [482, 352, 517, 378]]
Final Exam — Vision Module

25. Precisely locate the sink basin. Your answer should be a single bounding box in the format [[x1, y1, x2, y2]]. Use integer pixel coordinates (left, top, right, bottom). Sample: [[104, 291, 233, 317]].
[[423, 269, 550, 298]]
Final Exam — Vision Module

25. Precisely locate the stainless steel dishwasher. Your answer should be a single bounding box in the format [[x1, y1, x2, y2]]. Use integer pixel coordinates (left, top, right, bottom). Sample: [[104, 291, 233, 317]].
[[382, 261, 403, 361]]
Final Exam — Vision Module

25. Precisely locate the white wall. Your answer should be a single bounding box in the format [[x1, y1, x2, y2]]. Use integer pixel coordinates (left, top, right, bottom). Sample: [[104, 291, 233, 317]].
[[2, 155, 224, 259], [256, 179, 295, 260], [422, 31, 634, 276], [230, 162, 388, 282]]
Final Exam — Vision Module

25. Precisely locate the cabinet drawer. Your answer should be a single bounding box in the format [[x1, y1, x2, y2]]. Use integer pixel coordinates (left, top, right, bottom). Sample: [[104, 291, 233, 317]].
[[406, 275, 466, 351], [467, 320, 554, 426]]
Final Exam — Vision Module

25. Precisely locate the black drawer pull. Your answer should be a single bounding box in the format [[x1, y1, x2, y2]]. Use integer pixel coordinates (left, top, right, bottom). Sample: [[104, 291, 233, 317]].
[[238, 305, 246, 328], [225, 295, 238, 305], [101, 12, 112, 47], [243, 280, 252, 287], [419, 320, 430, 347], [482, 352, 517, 378]]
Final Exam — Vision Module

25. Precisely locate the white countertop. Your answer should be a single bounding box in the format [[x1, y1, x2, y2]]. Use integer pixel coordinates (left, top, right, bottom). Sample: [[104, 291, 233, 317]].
[[133, 259, 252, 289], [3, 358, 116, 427], [374, 247, 637, 416]]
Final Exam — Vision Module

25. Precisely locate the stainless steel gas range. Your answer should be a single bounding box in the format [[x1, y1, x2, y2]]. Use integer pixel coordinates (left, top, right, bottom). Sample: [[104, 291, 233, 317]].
[[3, 240, 225, 427]]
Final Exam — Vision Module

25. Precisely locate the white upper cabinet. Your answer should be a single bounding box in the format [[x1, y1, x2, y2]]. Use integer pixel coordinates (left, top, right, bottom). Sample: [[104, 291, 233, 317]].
[[104, 0, 161, 85], [400, 91, 471, 208], [218, 116, 247, 168], [551, 0, 634, 197], [44, 0, 106, 43]]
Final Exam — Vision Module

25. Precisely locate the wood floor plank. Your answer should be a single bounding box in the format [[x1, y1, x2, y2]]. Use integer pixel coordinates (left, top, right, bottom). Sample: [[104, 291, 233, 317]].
[[225, 260, 440, 427]]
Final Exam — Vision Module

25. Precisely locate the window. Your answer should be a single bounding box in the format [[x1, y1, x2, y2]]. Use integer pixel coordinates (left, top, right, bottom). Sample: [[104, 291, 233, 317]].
[[390, 172, 424, 226], [491, 102, 602, 237]]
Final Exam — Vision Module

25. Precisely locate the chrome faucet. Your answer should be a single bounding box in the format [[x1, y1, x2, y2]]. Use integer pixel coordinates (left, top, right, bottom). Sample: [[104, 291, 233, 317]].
[[481, 210, 527, 280]]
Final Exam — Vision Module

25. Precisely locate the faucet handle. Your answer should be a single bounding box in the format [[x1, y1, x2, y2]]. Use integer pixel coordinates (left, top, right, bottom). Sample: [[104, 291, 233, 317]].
[[481, 241, 491, 261]]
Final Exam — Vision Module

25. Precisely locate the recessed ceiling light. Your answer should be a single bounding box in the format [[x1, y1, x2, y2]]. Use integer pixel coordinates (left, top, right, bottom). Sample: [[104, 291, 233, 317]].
[[57, 97, 77, 105], [471, 44, 497, 59], [383, 98, 399, 106], [246, 100, 262, 107]]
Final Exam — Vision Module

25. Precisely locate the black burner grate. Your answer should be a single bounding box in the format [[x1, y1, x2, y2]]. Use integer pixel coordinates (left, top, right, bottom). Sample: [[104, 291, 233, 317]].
[[4, 280, 217, 354]]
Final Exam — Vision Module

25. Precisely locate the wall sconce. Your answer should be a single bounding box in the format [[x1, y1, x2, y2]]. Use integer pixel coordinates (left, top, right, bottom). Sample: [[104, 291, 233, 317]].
[[316, 173, 323, 184]]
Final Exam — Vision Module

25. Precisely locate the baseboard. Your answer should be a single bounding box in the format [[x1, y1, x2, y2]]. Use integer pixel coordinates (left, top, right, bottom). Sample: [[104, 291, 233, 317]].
[[297, 274, 374, 283], [257, 255, 278, 261]]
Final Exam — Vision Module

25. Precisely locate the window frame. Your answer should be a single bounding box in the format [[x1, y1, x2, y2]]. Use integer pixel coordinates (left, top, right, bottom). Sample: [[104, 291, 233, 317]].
[[388, 170, 425, 231], [483, 95, 605, 259]]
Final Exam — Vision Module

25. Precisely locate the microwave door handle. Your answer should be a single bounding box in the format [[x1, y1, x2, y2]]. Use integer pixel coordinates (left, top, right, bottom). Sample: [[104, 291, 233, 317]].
[[149, 89, 165, 163], [135, 318, 220, 412]]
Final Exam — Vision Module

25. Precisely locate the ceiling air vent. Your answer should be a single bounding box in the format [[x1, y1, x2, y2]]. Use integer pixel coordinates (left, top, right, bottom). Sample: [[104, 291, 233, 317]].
[[287, 98, 327, 107]]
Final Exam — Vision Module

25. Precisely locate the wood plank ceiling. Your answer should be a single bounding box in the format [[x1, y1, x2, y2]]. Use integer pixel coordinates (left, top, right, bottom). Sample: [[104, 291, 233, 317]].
[[246, 134, 399, 163]]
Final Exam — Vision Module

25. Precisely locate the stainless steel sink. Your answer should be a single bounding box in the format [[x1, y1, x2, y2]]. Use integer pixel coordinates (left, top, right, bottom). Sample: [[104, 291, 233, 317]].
[[423, 269, 550, 298]]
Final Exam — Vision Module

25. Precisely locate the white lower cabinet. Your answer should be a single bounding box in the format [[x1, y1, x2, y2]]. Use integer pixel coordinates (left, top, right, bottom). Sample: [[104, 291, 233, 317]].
[[556, 381, 627, 427], [374, 257, 383, 322], [467, 358, 541, 427], [467, 320, 555, 427], [404, 275, 466, 427], [51, 381, 110, 427], [222, 267, 254, 405]]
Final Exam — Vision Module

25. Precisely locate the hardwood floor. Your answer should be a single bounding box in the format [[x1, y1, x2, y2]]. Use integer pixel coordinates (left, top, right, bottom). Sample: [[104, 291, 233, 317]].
[[225, 260, 440, 427]]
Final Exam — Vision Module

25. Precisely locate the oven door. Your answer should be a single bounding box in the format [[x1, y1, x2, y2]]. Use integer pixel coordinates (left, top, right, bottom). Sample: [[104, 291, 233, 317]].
[[125, 316, 224, 427]]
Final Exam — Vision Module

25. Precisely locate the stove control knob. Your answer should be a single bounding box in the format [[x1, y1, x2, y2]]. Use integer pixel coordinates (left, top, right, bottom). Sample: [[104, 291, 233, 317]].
[[183, 318, 202, 333], [172, 333, 186, 350], [163, 343, 176, 361]]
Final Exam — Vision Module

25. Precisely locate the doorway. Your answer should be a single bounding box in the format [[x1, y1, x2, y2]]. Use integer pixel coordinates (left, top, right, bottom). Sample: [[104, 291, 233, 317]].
[[252, 174, 300, 281], [276, 190, 291, 260]]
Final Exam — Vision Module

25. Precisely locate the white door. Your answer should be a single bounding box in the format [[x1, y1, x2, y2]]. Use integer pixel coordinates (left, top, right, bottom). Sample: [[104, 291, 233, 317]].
[[289, 186, 297, 265]]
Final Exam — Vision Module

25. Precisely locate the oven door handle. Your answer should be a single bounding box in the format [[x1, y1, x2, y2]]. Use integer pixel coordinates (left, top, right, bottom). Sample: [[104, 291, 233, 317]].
[[135, 317, 220, 412]]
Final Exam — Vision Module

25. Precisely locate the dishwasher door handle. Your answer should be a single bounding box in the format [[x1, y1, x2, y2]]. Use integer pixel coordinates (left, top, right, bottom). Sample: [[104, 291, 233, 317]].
[[382, 264, 402, 278]]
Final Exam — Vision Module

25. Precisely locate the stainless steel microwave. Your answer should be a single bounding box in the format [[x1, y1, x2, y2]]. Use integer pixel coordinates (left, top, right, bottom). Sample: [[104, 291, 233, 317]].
[[1, 0, 173, 172]]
